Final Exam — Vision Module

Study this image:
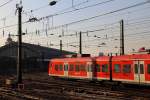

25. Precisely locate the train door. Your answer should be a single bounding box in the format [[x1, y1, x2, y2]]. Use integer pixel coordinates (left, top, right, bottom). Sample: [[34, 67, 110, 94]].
[[64, 63, 68, 77], [87, 62, 93, 80], [134, 60, 145, 84]]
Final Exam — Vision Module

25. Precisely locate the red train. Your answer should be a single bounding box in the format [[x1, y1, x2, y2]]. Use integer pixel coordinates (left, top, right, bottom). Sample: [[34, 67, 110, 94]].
[[48, 54, 150, 85]]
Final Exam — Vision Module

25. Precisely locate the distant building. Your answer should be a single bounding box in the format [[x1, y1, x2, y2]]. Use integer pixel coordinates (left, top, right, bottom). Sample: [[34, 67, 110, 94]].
[[0, 35, 75, 74], [0, 42, 74, 60]]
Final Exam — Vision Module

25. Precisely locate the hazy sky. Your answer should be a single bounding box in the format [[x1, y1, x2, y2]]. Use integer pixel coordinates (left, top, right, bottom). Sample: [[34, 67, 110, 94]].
[[0, 0, 150, 56]]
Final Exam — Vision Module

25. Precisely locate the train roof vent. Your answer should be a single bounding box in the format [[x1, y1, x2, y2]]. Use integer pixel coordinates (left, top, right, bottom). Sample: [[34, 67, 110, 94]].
[[99, 52, 104, 56], [64, 54, 76, 58], [64, 54, 91, 58], [77, 54, 91, 57]]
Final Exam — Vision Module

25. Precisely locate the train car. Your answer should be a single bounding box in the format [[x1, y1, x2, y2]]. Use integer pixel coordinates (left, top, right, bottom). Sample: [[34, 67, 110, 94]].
[[48, 54, 150, 85], [111, 55, 134, 83], [95, 54, 150, 85], [49, 54, 94, 80]]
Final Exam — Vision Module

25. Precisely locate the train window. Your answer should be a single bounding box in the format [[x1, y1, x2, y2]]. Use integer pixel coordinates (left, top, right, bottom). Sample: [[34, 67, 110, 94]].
[[134, 64, 138, 74], [55, 65, 58, 71], [140, 64, 144, 74], [80, 65, 86, 71], [69, 64, 74, 71], [59, 65, 63, 71], [64, 64, 68, 71], [102, 64, 108, 72], [114, 64, 121, 73], [123, 64, 131, 73], [76, 65, 80, 72], [96, 64, 100, 72], [147, 64, 150, 74]]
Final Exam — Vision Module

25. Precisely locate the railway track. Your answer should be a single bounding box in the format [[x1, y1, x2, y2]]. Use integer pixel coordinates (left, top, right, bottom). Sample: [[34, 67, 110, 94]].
[[23, 73, 150, 100], [0, 72, 150, 100], [0, 87, 40, 100]]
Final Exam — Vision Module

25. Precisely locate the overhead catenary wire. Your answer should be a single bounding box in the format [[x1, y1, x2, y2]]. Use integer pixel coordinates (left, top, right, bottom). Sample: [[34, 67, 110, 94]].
[[49, 30, 150, 47], [0, 0, 116, 39], [39, 0, 115, 18], [0, 0, 149, 34], [18, 0, 150, 38], [23, 0, 92, 14], [47, 18, 150, 38], [37, 0, 150, 33], [0, 0, 150, 51], [1, 0, 150, 27], [1, 13, 150, 36], [69, 10, 150, 31], [0, 21, 28, 30], [0, 0, 149, 55], [29, 30, 150, 53], [19, 18, 150, 44], [0, 0, 13, 8]]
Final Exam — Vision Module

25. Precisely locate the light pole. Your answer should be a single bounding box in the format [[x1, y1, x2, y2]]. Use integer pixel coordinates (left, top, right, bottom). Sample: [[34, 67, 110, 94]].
[[16, 0, 57, 86], [16, 3, 23, 85]]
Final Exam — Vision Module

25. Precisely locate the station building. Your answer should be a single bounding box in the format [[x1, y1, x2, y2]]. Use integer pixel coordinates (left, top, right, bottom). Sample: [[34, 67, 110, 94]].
[[0, 35, 75, 74]]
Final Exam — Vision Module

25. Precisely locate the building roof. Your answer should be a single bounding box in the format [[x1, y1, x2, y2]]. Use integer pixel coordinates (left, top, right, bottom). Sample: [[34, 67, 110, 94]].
[[0, 42, 75, 59]]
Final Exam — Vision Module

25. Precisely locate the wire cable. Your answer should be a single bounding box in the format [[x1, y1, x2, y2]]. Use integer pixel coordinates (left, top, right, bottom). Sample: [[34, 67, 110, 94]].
[[0, 0, 13, 8], [44, 0, 115, 18], [43, 0, 150, 32]]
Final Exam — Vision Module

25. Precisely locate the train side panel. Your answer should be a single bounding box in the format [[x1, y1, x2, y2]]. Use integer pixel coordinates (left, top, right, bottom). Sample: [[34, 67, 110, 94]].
[[112, 61, 122, 80], [49, 60, 64, 77], [49, 57, 94, 80], [67, 58, 94, 80], [112, 60, 134, 81], [144, 60, 150, 83], [94, 56, 110, 80], [67, 60, 88, 79]]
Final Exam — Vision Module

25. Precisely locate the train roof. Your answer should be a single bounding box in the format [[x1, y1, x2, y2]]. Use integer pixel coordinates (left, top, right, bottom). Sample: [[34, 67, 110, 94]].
[[50, 54, 150, 62], [96, 54, 150, 61], [95, 56, 110, 61], [113, 54, 150, 60], [50, 57, 93, 62]]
